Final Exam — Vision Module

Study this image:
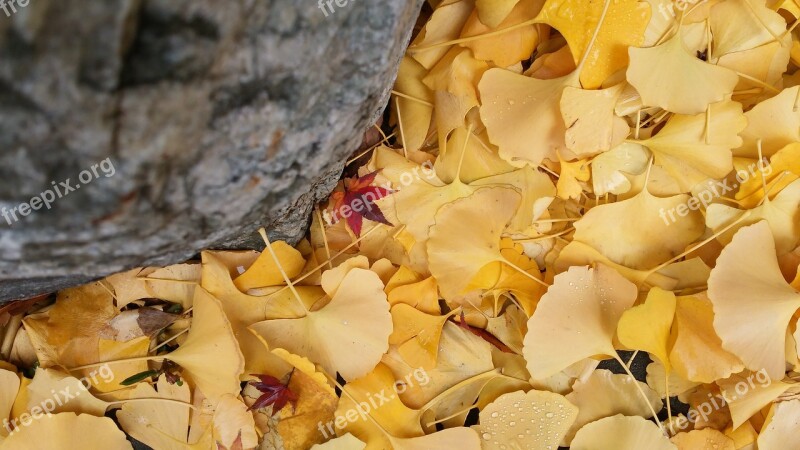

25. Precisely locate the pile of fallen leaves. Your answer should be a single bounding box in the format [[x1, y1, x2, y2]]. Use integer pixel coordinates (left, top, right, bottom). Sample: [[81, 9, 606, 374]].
[[2, 0, 800, 448]]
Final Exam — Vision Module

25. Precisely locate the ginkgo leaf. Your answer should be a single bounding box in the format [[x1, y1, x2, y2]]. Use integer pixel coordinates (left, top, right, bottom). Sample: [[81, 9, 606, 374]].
[[105, 268, 152, 309], [461, 0, 543, 67], [383, 323, 494, 410], [563, 370, 662, 444], [434, 127, 515, 184], [568, 187, 704, 270], [617, 287, 676, 370], [167, 287, 245, 404], [473, 167, 557, 235], [22, 282, 116, 368], [143, 263, 201, 308], [475, 0, 521, 28], [409, 0, 474, 69], [627, 31, 739, 114], [561, 84, 630, 158], [233, 241, 305, 292], [423, 48, 488, 146], [709, 0, 787, 57], [393, 56, 434, 153], [737, 86, 800, 157], [201, 251, 306, 378], [311, 433, 366, 450], [27, 368, 110, 416], [250, 268, 391, 381], [736, 143, 800, 207], [556, 155, 591, 200], [523, 265, 638, 379], [717, 370, 792, 428], [1, 412, 132, 450], [389, 304, 456, 370], [670, 429, 735, 450], [757, 399, 800, 450], [479, 68, 578, 167], [635, 100, 746, 192], [473, 389, 578, 450], [117, 376, 194, 450], [0, 369, 18, 438], [427, 187, 523, 299], [570, 415, 675, 450], [535, 0, 651, 88], [212, 394, 258, 450], [385, 267, 441, 315], [669, 293, 744, 383], [707, 221, 800, 380], [591, 142, 650, 196], [334, 363, 424, 448], [706, 178, 800, 255]]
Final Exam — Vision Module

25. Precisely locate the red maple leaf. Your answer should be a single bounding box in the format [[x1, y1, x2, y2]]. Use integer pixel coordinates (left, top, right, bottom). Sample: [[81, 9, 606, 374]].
[[248, 374, 298, 415], [329, 170, 393, 236]]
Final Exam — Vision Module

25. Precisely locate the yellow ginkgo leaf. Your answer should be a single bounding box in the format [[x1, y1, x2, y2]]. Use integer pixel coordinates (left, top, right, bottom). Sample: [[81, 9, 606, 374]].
[[250, 268, 391, 381], [475, 0, 521, 28], [535, 0, 651, 88], [233, 241, 305, 292], [27, 368, 110, 417], [563, 370, 662, 445], [670, 429, 735, 450], [105, 268, 152, 309], [473, 167, 557, 235], [143, 263, 200, 308], [560, 84, 630, 158], [669, 293, 744, 383], [473, 389, 578, 450], [757, 399, 800, 450], [479, 68, 578, 167], [0, 369, 18, 438], [570, 415, 675, 450], [591, 142, 650, 196], [568, 187, 704, 270], [117, 376, 194, 450], [335, 363, 424, 449], [385, 267, 441, 315], [201, 250, 306, 378], [2, 412, 132, 450], [409, 0, 474, 69], [737, 86, 800, 157], [383, 323, 493, 410], [523, 265, 638, 379], [167, 287, 245, 404], [311, 433, 366, 450], [709, 0, 787, 57], [736, 143, 800, 207], [212, 394, 258, 450], [617, 287, 677, 370], [389, 305, 457, 370], [717, 370, 792, 428], [707, 221, 800, 380], [466, 250, 545, 317], [424, 47, 489, 147], [94, 336, 150, 392], [707, 178, 800, 255], [462, 0, 543, 67], [645, 360, 701, 402], [556, 155, 591, 200], [427, 187, 524, 300], [392, 56, 434, 153], [635, 100, 745, 192], [433, 127, 515, 184], [627, 31, 739, 114], [392, 169, 478, 243], [22, 282, 116, 368]]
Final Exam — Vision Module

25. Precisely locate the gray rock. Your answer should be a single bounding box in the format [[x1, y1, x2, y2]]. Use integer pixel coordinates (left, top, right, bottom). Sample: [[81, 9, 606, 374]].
[[0, 0, 423, 301]]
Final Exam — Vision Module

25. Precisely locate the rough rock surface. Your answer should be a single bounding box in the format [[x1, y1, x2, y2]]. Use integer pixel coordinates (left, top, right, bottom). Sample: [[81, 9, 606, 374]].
[[0, 0, 423, 301]]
